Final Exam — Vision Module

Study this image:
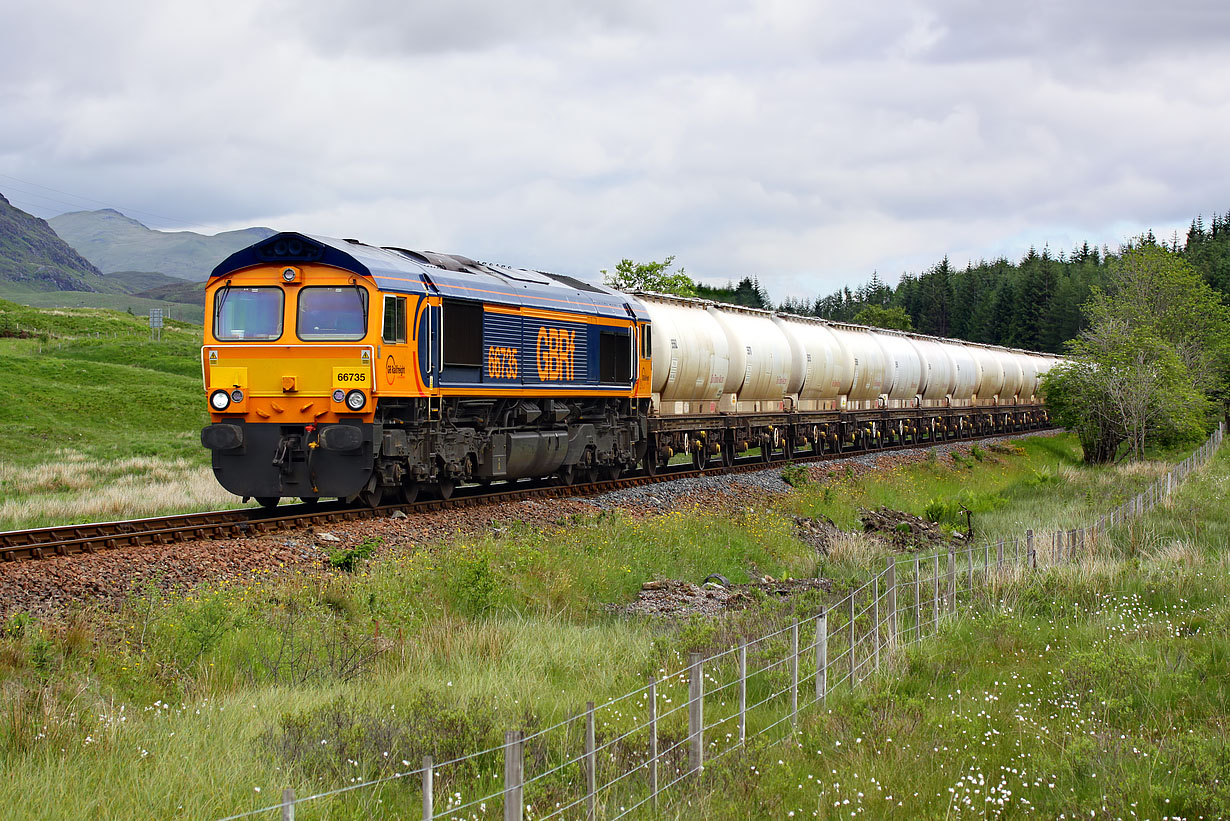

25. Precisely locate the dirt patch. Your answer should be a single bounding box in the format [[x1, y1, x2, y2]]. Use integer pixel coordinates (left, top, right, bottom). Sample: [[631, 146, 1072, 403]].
[[859, 506, 961, 550], [615, 575, 833, 619], [792, 514, 841, 555]]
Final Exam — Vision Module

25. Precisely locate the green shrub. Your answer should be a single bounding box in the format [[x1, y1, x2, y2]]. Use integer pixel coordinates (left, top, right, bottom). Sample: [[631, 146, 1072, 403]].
[[328, 537, 381, 572], [781, 464, 811, 488], [445, 553, 500, 617]]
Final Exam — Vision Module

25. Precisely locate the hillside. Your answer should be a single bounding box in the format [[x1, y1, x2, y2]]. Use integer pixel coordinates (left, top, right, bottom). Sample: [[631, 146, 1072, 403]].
[[0, 193, 114, 293], [49, 208, 274, 280]]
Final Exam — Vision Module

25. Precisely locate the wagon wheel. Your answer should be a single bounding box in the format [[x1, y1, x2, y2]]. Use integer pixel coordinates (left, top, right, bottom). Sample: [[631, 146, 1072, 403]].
[[692, 446, 707, 471], [435, 479, 455, 500], [759, 437, 772, 463], [399, 481, 420, 504], [256, 496, 280, 509]]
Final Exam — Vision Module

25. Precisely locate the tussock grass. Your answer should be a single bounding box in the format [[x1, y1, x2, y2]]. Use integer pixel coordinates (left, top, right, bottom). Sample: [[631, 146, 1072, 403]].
[[0, 451, 238, 530], [0, 432, 1225, 818]]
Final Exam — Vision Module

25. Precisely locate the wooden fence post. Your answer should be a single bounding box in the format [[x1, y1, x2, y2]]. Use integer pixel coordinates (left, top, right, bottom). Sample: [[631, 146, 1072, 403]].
[[737, 641, 747, 745], [281, 788, 295, 821], [873, 572, 881, 671], [585, 702, 596, 818], [648, 679, 658, 810], [996, 539, 1004, 571], [932, 552, 940, 629], [790, 618, 799, 729], [815, 611, 827, 703], [849, 592, 856, 687], [947, 547, 956, 615], [886, 559, 898, 648], [422, 756, 433, 821], [912, 555, 921, 642], [688, 653, 703, 775], [1027, 529, 1035, 570], [504, 730, 523, 821]]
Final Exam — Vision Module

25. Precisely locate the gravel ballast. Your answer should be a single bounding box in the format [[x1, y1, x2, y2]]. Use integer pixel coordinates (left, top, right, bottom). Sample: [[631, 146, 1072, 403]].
[[0, 432, 1061, 620]]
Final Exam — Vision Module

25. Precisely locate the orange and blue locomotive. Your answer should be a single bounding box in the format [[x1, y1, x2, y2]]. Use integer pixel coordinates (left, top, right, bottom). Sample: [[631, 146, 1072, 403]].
[[201, 232, 651, 506], [202, 232, 1056, 508]]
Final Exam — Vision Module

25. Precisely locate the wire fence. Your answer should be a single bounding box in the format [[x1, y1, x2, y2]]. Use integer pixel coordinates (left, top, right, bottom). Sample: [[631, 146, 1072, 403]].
[[219, 423, 1225, 821]]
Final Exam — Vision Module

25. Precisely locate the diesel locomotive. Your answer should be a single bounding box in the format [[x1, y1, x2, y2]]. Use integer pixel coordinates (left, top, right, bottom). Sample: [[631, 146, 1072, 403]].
[[200, 232, 1056, 507]]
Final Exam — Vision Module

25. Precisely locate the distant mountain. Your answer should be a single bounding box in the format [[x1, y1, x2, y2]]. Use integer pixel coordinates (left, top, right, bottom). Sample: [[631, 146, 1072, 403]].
[[50, 209, 275, 280], [0, 193, 112, 293], [101, 271, 206, 306]]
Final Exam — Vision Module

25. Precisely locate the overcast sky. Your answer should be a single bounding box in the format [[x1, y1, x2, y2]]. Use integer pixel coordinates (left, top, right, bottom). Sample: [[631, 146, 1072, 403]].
[[2, 0, 1228, 300]]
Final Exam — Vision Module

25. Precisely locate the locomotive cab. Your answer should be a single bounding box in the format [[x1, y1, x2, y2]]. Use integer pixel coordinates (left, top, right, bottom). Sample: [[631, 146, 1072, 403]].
[[201, 234, 425, 506], [201, 232, 648, 508]]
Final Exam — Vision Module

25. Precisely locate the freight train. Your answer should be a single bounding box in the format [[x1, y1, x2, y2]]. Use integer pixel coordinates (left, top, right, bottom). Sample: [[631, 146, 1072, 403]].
[[200, 232, 1057, 507]]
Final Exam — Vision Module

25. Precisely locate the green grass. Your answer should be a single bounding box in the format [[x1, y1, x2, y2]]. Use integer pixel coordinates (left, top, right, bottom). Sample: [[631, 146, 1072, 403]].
[[0, 285, 204, 324], [0, 300, 226, 530], [0, 428, 1224, 818], [687, 446, 1230, 820]]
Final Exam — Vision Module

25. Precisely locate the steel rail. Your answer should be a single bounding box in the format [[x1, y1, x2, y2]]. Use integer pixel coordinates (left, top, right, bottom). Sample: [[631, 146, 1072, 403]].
[[0, 423, 1054, 563]]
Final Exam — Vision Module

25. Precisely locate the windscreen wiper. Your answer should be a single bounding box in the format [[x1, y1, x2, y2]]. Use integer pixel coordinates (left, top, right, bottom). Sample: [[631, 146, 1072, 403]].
[[215, 279, 233, 318], [350, 278, 368, 330]]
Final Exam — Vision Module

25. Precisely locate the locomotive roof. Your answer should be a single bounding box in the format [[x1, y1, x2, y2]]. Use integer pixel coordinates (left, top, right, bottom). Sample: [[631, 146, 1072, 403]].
[[211, 232, 646, 321]]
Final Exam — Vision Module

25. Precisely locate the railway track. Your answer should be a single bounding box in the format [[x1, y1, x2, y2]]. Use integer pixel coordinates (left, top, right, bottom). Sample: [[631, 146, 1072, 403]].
[[0, 425, 1053, 563]]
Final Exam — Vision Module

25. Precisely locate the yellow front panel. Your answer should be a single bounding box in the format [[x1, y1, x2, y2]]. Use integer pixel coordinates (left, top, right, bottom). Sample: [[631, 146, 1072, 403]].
[[204, 345, 372, 397]]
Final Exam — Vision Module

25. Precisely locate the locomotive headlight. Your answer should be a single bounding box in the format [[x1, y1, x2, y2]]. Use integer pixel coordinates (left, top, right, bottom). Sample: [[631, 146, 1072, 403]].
[[209, 390, 231, 411], [230, 389, 244, 403], [345, 389, 366, 411], [281, 267, 298, 283], [332, 389, 345, 403]]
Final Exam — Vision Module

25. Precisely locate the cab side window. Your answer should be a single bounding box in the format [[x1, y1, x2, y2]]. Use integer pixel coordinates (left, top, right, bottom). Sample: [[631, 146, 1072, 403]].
[[382, 295, 407, 344]]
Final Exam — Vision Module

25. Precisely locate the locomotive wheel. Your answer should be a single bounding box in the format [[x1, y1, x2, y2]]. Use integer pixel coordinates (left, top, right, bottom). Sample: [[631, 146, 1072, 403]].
[[299, 497, 319, 508], [400, 482, 420, 504], [557, 465, 577, 485], [436, 479, 455, 500], [359, 487, 383, 509], [604, 464, 623, 481], [256, 496, 280, 509]]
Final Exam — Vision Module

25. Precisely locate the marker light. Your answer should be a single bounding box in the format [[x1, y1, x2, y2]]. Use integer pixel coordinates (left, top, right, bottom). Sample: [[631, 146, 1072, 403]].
[[345, 390, 366, 411], [332, 389, 345, 402], [210, 390, 231, 411], [282, 267, 298, 282], [230, 389, 244, 403]]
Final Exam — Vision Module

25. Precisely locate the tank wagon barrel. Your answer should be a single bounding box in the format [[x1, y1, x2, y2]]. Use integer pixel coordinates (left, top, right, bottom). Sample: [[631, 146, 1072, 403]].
[[199, 232, 1059, 505]]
